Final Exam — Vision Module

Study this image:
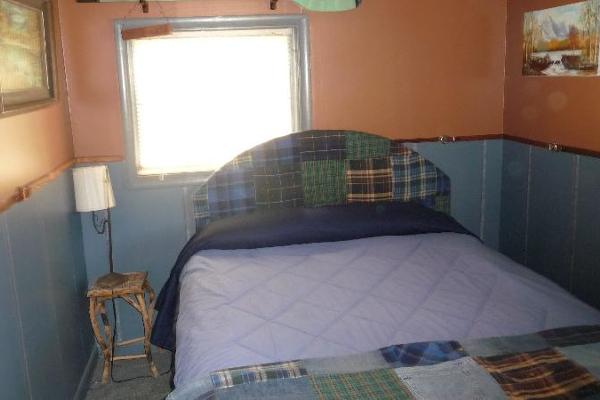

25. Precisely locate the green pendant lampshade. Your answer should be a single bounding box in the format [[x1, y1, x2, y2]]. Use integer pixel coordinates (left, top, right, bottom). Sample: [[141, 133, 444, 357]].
[[293, 0, 360, 12]]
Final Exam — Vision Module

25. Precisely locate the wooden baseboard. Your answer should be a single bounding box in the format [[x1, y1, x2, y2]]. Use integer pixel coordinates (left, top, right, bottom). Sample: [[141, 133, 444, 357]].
[[73, 345, 98, 400]]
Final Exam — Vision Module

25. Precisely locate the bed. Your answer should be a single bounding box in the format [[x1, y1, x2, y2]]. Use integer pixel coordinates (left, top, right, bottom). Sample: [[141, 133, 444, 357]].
[[151, 131, 600, 399]]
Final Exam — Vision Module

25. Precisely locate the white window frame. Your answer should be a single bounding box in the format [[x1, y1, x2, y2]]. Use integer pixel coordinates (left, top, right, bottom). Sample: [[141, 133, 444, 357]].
[[114, 15, 311, 188]]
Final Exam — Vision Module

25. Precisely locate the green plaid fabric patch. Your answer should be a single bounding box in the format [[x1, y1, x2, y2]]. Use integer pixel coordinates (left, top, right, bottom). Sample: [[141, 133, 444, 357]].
[[302, 160, 347, 207], [346, 132, 390, 159], [310, 369, 412, 400], [346, 158, 393, 203], [211, 361, 307, 389], [254, 164, 304, 208]]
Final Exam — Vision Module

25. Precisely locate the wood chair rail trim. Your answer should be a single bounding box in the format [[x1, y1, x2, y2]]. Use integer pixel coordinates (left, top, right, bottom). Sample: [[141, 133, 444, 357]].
[[0, 155, 123, 214]]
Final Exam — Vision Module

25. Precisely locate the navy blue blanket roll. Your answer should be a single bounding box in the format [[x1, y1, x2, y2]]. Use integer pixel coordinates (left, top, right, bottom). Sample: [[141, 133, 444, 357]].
[[151, 201, 473, 351]]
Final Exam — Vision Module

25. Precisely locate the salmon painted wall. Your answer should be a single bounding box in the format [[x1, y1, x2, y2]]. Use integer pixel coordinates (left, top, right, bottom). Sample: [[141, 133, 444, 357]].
[[505, 0, 600, 153], [0, 0, 73, 203], [59, 0, 507, 159]]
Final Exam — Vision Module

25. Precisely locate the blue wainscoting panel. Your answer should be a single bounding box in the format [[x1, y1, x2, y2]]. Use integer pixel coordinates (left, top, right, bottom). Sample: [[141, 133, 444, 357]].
[[0, 171, 93, 400], [526, 147, 576, 290], [0, 215, 30, 400], [572, 155, 600, 307], [37, 174, 94, 396], [414, 139, 504, 249], [499, 139, 600, 311], [482, 140, 503, 249], [499, 140, 531, 265], [6, 189, 68, 399], [411, 141, 485, 238]]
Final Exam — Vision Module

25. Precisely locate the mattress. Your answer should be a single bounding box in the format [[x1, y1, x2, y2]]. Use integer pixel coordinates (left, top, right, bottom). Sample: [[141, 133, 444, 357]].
[[175, 232, 600, 387]]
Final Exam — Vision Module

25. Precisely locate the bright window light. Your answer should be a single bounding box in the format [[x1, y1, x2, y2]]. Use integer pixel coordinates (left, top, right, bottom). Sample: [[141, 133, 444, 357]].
[[128, 28, 300, 176]]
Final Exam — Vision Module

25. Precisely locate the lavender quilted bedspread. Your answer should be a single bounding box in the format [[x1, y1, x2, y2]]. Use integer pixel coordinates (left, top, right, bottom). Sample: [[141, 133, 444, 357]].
[[175, 233, 600, 388]]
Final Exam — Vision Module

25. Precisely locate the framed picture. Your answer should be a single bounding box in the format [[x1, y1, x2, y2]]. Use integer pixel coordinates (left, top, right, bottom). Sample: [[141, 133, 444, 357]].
[[523, 0, 600, 76], [0, 0, 56, 115]]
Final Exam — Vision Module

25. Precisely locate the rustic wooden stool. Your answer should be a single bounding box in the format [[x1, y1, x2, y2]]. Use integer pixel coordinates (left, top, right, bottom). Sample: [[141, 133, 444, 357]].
[[87, 271, 159, 383]]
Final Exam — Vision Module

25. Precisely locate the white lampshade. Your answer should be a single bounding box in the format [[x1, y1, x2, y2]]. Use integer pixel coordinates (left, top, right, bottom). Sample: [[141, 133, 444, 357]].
[[72, 165, 116, 212]]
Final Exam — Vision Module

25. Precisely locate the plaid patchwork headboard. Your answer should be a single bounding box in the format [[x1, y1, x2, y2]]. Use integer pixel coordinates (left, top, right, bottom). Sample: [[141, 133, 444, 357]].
[[191, 130, 450, 233]]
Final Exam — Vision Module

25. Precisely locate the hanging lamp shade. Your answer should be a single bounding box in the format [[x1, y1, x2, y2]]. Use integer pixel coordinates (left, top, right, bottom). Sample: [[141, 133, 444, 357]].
[[73, 165, 116, 212], [293, 0, 360, 12]]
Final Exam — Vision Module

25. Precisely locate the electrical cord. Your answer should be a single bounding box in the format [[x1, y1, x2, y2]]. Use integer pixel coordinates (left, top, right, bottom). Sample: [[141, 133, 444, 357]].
[[109, 295, 172, 383]]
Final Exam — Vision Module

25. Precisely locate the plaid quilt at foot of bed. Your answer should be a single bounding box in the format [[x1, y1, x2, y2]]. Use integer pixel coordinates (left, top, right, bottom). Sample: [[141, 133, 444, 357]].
[[169, 325, 600, 400]]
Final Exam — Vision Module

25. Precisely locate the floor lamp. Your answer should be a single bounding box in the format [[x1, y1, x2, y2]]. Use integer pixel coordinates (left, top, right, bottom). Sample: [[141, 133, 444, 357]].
[[73, 165, 127, 288]]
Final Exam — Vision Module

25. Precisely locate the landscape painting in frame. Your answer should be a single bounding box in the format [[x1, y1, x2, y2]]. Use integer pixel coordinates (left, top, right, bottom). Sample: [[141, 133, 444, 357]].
[[0, 0, 54, 114], [523, 0, 600, 76]]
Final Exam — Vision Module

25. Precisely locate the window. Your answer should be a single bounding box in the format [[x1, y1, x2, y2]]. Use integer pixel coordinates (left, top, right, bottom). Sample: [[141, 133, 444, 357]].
[[115, 16, 310, 185]]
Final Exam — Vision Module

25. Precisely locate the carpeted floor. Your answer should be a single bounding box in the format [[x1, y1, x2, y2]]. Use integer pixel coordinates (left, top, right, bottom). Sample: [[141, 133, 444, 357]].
[[84, 349, 173, 400]]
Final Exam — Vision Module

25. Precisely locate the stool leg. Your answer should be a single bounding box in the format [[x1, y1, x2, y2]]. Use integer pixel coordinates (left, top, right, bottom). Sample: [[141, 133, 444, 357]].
[[146, 284, 156, 321], [136, 293, 159, 378], [89, 298, 112, 384], [98, 301, 114, 383]]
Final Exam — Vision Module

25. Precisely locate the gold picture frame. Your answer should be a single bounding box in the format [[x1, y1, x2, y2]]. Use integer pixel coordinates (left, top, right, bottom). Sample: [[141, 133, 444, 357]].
[[0, 0, 56, 116]]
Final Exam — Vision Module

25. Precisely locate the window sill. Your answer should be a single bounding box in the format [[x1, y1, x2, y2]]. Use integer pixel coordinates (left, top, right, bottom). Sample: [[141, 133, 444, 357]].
[[126, 169, 213, 189]]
